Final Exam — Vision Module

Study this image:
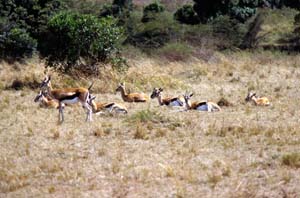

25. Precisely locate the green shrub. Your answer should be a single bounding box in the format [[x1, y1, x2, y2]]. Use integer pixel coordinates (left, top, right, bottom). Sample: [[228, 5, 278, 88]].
[[41, 12, 123, 72], [99, 0, 132, 24], [174, 4, 200, 25], [0, 27, 37, 58], [229, 6, 256, 23], [0, 0, 62, 59], [193, 0, 228, 23], [212, 15, 247, 48], [127, 12, 179, 49], [141, 2, 165, 23]]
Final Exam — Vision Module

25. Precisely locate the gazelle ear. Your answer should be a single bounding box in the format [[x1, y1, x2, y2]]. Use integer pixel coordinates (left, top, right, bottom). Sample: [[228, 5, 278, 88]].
[[189, 93, 194, 97], [159, 88, 163, 92], [90, 96, 96, 101]]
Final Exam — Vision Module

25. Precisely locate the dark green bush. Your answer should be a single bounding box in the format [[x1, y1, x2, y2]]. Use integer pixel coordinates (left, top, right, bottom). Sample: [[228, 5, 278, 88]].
[[283, 0, 300, 9], [42, 12, 123, 72], [0, 0, 62, 59], [174, 4, 200, 25], [212, 15, 247, 48], [127, 12, 178, 49], [193, 0, 228, 23], [99, 0, 132, 24], [229, 6, 256, 22], [141, 2, 165, 23], [113, 0, 133, 9], [192, 0, 269, 23], [0, 27, 37, 58]]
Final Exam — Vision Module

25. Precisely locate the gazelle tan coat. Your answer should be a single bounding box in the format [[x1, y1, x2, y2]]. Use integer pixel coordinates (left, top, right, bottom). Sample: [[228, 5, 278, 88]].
[[150, 88, 185, 107], [34, 90, 60, 109], [245, 91, 270, 106], [89, 95, 128, 114], [183, 93, 221, 112], [40, 76, 93, 123], [116, 82, 149, 102]]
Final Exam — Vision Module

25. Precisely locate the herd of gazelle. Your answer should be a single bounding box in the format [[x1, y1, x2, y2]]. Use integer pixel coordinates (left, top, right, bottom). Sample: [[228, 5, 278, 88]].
[[35, 76, 270, 123]]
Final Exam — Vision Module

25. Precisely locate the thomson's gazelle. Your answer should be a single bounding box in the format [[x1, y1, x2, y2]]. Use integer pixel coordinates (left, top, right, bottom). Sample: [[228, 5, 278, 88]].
[[89, 95, 128, 114], [116, 82, 149, 102], [40, 76, 93, 123], [245, 91, 270, 106], [34, 90, 61, 109], [150, 88, 185, 107], [183, 93, 221, 112]]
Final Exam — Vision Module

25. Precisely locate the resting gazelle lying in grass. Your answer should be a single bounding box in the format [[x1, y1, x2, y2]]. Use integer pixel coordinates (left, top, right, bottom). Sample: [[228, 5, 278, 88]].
[[88, 95, 128, 114], [116, 82, 149, 102], [150, 88, 185, 107], [183, 92, 221, 112], [40, 75, 93, 123], [245, 91, 270, 106], [34, 90, 61, 109]]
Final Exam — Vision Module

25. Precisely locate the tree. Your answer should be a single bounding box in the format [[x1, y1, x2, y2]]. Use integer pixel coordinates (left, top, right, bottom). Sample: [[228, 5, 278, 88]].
[[174, 4, 200, 25], [193, 0, 229, 23], [0, 27, 37, 58], [41, 12, 123, 72], [0, 0, 62, 58]]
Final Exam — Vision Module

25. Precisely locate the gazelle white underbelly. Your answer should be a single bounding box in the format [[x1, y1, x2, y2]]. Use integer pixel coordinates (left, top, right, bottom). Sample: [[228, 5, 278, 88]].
[[196, 104, 209, 111], [62, 97, 80, 104], [170, 100, 183, 107]]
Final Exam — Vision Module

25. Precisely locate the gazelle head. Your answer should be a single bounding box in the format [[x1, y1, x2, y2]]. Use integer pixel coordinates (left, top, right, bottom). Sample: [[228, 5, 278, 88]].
[[245, 91, 256, 102], [183, 92, 193, 106], [150, 88, 163, 99], [40, 75, 51, 90], [115, 82, 125, 92]]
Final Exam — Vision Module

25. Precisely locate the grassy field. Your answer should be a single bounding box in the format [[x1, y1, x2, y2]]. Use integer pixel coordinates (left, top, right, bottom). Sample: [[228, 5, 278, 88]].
[[1, 51, 300, 197]]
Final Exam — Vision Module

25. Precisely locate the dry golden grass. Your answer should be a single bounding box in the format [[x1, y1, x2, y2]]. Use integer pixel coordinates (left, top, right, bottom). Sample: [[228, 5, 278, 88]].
[[1, 51, 300, 197]]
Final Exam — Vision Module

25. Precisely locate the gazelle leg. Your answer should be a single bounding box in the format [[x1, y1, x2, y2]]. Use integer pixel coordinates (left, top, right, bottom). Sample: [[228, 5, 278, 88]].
[[208, 104, 212, 112], [83, 103, 92, 122], [59, 102, 64, 122], [109, 105, 115, 113]]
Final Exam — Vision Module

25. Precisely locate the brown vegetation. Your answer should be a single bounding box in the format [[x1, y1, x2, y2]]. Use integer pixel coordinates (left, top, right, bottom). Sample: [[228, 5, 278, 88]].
[[0, 51, 300, 197]]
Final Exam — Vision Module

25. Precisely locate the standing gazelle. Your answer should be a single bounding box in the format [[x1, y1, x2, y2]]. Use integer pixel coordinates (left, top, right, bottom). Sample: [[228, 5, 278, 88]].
[[116, 82, 149, 102], [150, 88, 185, 107], [183, 92, 221, 112], [39, 76, 93, 123], [245, 91, 270, 106], [89, 95, 128, 114]]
